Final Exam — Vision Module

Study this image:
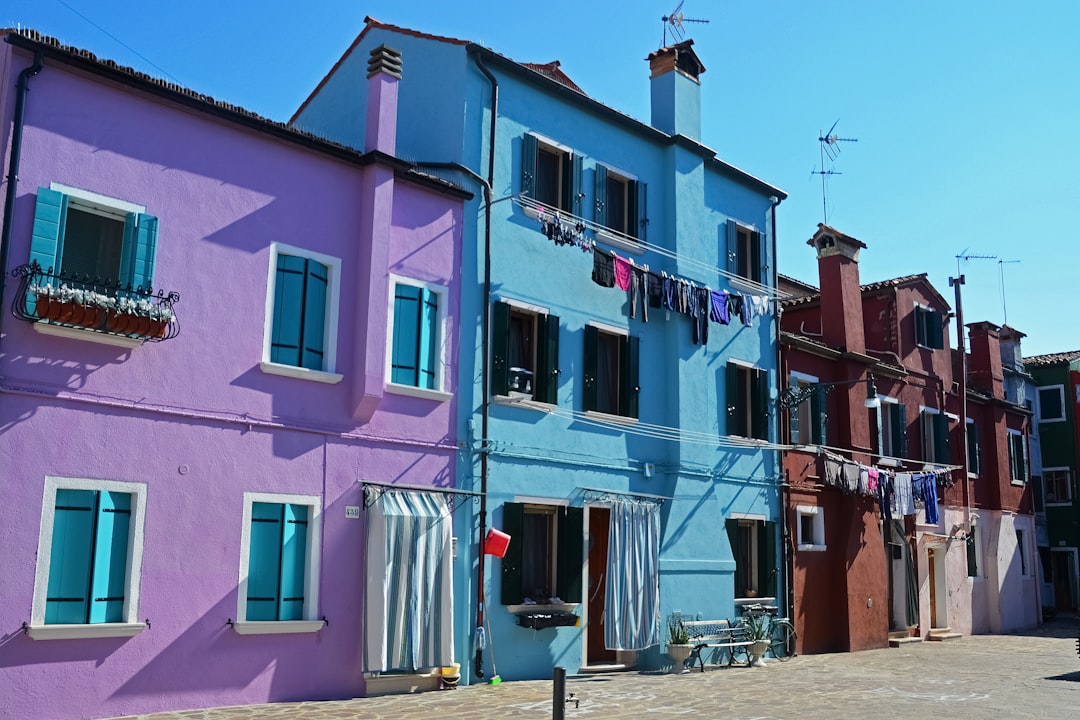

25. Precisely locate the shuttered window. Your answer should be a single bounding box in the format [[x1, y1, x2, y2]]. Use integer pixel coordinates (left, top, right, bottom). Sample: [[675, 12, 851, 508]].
[[271, 254, 329, 371], [391, 281, 440, 390], [521, 134, 582, 215], [491, 301, 560, 404], [500, 502, 583, 605], [725, 519, 777, 599], [725, 220, 763, 284], [726, 363, 769, 440], [246, 502, 309, 622], [1008, 431, 1028, 484], [583, 325, 639, 418], [595, 167, 648, 241], [914, 306, 945, 349]]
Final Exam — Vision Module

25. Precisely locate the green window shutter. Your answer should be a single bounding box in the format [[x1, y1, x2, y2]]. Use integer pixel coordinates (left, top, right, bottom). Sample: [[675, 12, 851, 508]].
[[535, 313, 560, 405], [583, 325, 599, 412], [928, 311, 945, 349], [561, 152, 575, 211], [88, 491, 131, 624], [46, 489, 96, 624], [278, 504, 308, 621], [620, 335, 640, 419], [932, 413, 950, 463], [725, 518, 744, 595], [725, 363, 741, 436], [967, 424, 980, 475], [1019, 434, 1028, 482], [571, 154, 584, 216], [811, 386, 827, 445], [759, 521, 777, 597], [593, 167, 608, 228], [500, 503, 525, 605], [30, 188, 67, 274], [751, 368, 769, 441], [874, 405, 884, 455], [626, 180, 639, 239], [491, 301, 511, 397], [392, 283, 422, 385], [418, 288, 439, 389], [556, 506, 584, 603], [750, 230, 763, 284], [788, 395, 801, 443], [893, 403, 908, 458], [271, 254, 307, 367], [247, 502, 284, 621], [725, 220, 738, 274], [636, 181, 648, 242], [521, 134, 537, 198], [300, 260, 329, 371]]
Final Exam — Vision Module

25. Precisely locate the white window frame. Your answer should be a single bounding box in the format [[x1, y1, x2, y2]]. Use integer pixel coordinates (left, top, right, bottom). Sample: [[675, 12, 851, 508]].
[[235, 492, 325, 635], [1037, 385, 1066, 423], [384, 274, 451, 401], [788, 371, 818, 446], [28, 476, 148, 640], [919, 406, 946, 463], [583, 321, 637, 425], [50, 181, 145, 220], [913, 302, 936, 349], [967, 523, 986, 581], [877, 395, 901, 461], [1008, 429, 1027, 486], [1044, 467, 1073, 506], [966, 417, 979, 478], [260, 242, 343, 385], [796, 505, 826, 552]]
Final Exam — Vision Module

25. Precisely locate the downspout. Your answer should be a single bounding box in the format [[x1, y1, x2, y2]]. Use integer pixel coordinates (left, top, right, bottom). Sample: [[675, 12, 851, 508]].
[[769, 195, 793, 624], [0, 50, 45, 340]]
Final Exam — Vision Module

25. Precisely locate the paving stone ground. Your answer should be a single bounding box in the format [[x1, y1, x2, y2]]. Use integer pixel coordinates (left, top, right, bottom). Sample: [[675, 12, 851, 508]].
[[114, 615, 1080, 720]]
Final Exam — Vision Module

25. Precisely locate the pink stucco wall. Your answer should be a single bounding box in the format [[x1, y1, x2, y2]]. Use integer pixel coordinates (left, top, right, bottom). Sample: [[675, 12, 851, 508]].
[[0, 40, 463, 720]]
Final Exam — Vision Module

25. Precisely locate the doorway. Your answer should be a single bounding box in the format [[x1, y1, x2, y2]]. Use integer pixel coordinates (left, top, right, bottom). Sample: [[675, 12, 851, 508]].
[[1051, 549, 1077, 611], [928, 545, 948, 629], [586, 506, 616, 665]]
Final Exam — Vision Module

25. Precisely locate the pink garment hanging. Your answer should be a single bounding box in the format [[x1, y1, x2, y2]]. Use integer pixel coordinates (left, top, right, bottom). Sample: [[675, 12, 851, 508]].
[[614, 256, 632, 290]]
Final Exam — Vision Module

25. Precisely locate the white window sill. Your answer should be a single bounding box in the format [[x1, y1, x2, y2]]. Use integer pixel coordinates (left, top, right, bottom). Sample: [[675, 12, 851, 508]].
[[584, 410, 638, 426], [232, 620, 326, 635], [1038, 417, 1065, 424], [259, 361, 343, 384], [34, 322, 145, 348], [878, 457, 902, 468], [733, 596, 776, 607], [1046, 501, 1073, 507], [797, 544, 827, 552], [595, 229, 645, 256], [1010, 480, 1027, 487], [727, 276, 763, 295], [384, 383, 451, 402], [27, 622, 147, 640], [507, 603, 579, 614]]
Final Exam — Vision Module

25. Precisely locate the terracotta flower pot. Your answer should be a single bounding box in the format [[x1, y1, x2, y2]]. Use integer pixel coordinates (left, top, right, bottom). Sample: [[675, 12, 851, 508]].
[[36, 293, 53, 320], [54, 301, 75, 324], [148, 319, 169, 338]]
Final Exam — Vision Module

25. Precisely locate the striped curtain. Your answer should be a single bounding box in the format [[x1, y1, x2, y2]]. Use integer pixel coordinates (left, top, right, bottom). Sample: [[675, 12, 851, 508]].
[[604, 499, 661, 650], [364, 490, 454, 672]]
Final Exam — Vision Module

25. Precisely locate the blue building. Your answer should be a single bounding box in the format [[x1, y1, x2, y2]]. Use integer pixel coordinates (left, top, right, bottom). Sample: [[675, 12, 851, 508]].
[[293, 17, 787, 684]]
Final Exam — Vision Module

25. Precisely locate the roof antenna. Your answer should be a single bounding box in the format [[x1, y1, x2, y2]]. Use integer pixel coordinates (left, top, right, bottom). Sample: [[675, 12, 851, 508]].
[[662, 2, 710, 46], [811, 119, 857, 224], [997, 259, 1021, 325]]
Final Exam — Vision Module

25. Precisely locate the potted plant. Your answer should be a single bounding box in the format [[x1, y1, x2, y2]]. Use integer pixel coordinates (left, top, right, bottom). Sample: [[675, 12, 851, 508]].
[[667, 617, 692, 672], [742, 613, 771, 667]]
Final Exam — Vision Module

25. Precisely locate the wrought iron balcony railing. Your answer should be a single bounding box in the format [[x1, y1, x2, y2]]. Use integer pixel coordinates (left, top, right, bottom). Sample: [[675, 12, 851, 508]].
[[11, 261, 180, 343]]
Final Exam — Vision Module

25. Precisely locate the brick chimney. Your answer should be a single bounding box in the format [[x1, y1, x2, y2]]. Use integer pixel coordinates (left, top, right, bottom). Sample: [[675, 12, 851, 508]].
[[808, 224, 867, 355], [647, 40, 705, 141], [967, 321, 1005, 399], [365, 44, 402, 154]]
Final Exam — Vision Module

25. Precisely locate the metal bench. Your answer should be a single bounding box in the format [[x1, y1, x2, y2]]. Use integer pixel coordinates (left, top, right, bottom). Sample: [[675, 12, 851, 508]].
[[681, 619, 752, 672]]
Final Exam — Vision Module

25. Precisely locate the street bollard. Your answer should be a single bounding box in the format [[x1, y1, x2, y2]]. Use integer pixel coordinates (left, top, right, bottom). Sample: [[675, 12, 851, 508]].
[[553, 666, 565, 720]]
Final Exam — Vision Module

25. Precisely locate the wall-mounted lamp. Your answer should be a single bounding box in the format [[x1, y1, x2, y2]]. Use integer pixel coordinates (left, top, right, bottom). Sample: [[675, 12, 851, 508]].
[[779, 373, 881, 410]]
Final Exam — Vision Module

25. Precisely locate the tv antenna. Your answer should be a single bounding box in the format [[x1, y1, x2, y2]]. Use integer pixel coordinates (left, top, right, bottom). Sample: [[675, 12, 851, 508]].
[[998, 259, 1021, 325], [812, 119, 857, 224], [662, 2, 710, 46], [955, 250, 998, 278]]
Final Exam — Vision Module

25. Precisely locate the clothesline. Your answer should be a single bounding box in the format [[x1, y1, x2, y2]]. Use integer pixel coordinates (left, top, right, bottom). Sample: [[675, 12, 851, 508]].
[[815, 445, 962, 473], [817, 448, 955, 525]]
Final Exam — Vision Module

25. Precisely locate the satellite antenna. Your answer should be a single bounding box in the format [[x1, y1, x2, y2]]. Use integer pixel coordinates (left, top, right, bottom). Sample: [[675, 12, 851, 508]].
[[997, 259, 1021, 325], [812, 119, 858, 224], [662, 2, 710, 46]]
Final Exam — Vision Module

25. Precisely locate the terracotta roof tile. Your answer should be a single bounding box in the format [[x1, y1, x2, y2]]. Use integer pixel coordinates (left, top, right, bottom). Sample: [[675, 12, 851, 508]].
[[1023, 350, 1080, 367]]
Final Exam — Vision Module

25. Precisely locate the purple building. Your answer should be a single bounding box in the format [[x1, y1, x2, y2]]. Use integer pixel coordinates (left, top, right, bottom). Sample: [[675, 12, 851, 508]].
[[0, 32, 469, 719]]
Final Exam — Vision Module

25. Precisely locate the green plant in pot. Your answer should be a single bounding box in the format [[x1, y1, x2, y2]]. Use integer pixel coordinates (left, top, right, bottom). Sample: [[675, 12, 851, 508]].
[[743, 614, 771, 667], [667, 617, 692, 672]]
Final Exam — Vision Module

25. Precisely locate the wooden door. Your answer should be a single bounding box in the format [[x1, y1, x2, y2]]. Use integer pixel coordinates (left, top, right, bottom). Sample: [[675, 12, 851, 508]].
[[587, 507, 616, 664], [928, 548, 937, 628]]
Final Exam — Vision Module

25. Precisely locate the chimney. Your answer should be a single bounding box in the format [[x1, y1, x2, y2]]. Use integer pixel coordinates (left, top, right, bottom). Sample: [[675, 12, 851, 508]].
[[365, 45, 403, 154], [647, 40, 705, 141], [808, 224, 867, 355], [967, 321, 1005, 398]]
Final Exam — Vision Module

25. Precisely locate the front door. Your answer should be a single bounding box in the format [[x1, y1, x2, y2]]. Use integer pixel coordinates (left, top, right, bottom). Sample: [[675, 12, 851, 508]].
[[587, 506, 616, 664], [1052, 551, 1075, 610], [928, 547, 938, 628]]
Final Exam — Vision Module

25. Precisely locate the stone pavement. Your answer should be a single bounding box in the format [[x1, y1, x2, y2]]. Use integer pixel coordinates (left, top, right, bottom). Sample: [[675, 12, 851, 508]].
[[114, 617, 1080, 720]]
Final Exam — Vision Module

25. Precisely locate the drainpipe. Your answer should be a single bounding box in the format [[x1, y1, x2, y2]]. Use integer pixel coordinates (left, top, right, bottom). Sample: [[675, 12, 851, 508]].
[[770, 196, 795, 625], [0, 50, 45, 341]]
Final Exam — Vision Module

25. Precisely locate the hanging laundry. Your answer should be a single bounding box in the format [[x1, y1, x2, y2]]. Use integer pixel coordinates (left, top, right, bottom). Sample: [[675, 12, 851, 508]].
[[892, 473, 915, 516], [823, 456, 844, 488], [740, 293, 754, 327], [662, 274, 676, 311], [614, 255, 632, 291], [591, 248, 615, 288], [677, 279, 690, 315], [841, 462, 860, 494], [710, 289, 730, 325], [917, 473, 940, 524], [878, 472, 893, 524], [647, 270, 664, 308], [866, 467, 880, 493], [629, 268, 649, 322], [857, 465, 870, 495], [751, 295, 770, 317], [692, 286, 710, 345]]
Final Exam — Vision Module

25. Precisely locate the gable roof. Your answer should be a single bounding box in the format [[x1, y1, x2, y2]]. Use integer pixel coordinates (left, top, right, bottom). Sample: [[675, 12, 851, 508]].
[[780, 272, 950, 311], [1024, 350, 1080, 367], [521, 61, 584, 94]]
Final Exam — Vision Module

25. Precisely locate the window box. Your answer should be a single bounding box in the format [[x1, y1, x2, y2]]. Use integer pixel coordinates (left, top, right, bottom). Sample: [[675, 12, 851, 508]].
[[515, 611, 580, 629]]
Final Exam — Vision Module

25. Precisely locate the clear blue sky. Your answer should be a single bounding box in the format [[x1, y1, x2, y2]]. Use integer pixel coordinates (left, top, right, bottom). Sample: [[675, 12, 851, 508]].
[[6, 1, 1078, 357]]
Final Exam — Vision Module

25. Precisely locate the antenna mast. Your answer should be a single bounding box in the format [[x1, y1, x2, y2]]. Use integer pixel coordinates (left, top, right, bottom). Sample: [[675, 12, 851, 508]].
[[812, 119, 858, 224], [662, 1, 710, 46], [998, 259, 1021, 325]]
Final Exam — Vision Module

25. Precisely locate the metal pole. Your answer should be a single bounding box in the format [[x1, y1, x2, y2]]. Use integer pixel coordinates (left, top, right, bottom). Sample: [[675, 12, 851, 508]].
[[553, 666, 566, 720], [950, 275, 971, 534]]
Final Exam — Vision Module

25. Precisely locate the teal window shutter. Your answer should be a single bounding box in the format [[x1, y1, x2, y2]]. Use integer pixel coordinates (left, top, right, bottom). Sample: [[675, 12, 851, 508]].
[[967, 424, 980, 475], [535, 313, 560, 404], [89, 491, 131, 624], [634, 181, 648, 241], [301, 260, 329, 371], [811, 386, 827, 445], [418, 288, 439, 390], [247, 502, 284, 621], [491, 301, 511, 396], [582, 325, 599, 412], [271, 254, 307, 367], [556, 506, 584, 603], [571, 155, 584, 216], [759, 521, 777, 596], [521, 134, 537, 198], [932, 412, 950, 463], [751, 368, 769, 441], [725, 363, 741, 436], [927, 311, 945, 349], [500, 502, 525, 605], [278, 504, 308, 621], [392, 283, 422, 385], [45, 489, 96, 624], [751, 229, 763, 284], [788, 396, 801, 443], [894, 403, 908, 458], [621, 335, 640, 419], [726, 220, 738, 274], [30, 188, 67, 273], [129, 214, 158, 291], [593, 167, 608, 228]]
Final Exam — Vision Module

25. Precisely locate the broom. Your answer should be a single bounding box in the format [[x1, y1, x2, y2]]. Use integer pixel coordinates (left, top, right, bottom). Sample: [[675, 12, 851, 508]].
[[484, 602, 501, 684]]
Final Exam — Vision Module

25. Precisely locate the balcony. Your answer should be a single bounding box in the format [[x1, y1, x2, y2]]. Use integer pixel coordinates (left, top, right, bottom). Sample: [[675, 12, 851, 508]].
[[11, 262, 180, 345]]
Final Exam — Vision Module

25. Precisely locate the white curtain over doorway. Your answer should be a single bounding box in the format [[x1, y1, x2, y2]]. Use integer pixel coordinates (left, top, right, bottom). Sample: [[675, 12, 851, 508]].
[[604, 498, 661, 650]]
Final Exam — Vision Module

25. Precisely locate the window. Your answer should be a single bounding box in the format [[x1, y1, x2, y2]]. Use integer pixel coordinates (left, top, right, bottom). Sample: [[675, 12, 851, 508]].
[[491, 300, 559, 404], [920, 409, 950, 464], [966, 419, 980, 475], [262, 243, 341, 383], [966, 526, 979, 578], [788, 374, 826, 446], [1045, 469, 1072, 504], [594, 166, 647, 241], [727, 363, 769, 440], [1016, 529, 1028, 576], [725, 518, 776, 599], [1038, 385, 1066, 422], [1032, 475, 1045, 513], [29, 476, 147, 640], [388, 277, 447, 395], [914, 305, 945, 349], [521, 134, 582, 214], [583, 324, 639, 418], [876, 399, 908, 458], [725, 219, 763, 284], [1008, 430, 1028, 484], [236, 493, 323, 633], [501, 502, 583, 605], [796, 506, 825, 552], [30, 184, 157, 289]]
